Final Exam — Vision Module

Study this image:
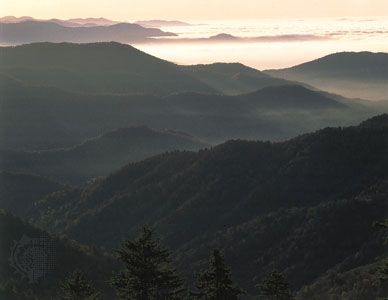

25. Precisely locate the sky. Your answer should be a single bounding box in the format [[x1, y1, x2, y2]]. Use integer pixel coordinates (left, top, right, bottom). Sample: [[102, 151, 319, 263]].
[[1, 0, 388, 21]]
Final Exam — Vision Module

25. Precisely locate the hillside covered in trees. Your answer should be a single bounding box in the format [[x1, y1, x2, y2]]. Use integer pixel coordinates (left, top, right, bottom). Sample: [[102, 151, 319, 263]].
[[22, 115, 388, 297], [1, 41, 387, 299], [0, 126, 207, 184]]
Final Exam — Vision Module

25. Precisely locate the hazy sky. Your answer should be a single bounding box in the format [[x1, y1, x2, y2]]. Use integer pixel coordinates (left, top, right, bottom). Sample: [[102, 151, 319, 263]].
[[2, 0, 388, 21]]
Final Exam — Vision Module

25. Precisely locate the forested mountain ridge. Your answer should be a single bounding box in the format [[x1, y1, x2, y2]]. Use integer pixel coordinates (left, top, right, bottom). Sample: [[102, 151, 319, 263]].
[[30, 115, 388, 293], [0, 42, 215, 95], [265, 51, 388, 101], [180, 62, 293, 95], [0, 126, 208, 184], [268, 51, 388, 79], [2, 73, 379, 151]]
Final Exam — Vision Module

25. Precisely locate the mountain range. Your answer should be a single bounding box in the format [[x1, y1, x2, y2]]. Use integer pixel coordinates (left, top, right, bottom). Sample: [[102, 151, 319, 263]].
[[0, 20, 176, 44], [1, 40, 388, 298], [0, 16, 119, 26], [0, 126, 208, 184], [181, 62, 292, 95], [0, 42, 213, 95], [135, 20, 192, 28], [265, 51, 388, 101], [2, 42, 386, 152], [0, 16, 191, 28], [26, 115, 388, 295], [2, 70, 378, 152]]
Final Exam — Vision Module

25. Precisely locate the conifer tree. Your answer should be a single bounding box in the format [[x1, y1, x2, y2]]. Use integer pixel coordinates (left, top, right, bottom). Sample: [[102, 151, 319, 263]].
[[111, 225, 184, 300], [258, 271, 293, 300], [193, 249, 244, 299], [374, 220, 388, 283], [59, 270, 99, 300]]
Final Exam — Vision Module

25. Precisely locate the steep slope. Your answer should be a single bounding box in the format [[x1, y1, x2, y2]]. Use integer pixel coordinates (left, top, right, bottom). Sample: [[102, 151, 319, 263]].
[[0, 172, 64, 218], [176, 180, 388, 292], [181, 63, 292, 95], [32, 116, 388, 292], [265, 51, 388, 101], [0, 20, 176, 44], [0, 126, 208, 184], [0, 210, 116, 299], [0, 42, 215, 95]]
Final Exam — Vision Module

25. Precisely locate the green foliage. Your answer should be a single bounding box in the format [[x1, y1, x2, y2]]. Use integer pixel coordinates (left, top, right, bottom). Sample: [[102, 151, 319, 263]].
[[258, 271, 293, 300], [59, 270, 100, 300], [192, 249, 244, 299], [111, 226, 185, 299]]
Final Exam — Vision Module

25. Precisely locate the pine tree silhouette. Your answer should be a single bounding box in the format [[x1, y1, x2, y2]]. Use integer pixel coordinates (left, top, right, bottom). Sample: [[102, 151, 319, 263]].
[[59, 270, 100, 300], [258, 271, 293, 300], [111, 225, 184, 299], [192, 249, 244, 299]]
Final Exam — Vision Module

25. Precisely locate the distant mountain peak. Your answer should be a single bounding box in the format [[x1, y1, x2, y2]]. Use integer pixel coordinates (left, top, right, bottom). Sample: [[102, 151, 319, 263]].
[[264, 51, 388, 100], [209, 33, 239, 40], [135, 20, 192, 28], [0, 15, 34, 23]]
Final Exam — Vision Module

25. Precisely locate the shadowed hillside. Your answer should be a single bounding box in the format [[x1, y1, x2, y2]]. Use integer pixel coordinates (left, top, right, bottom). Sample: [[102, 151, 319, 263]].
[[0, 126, 208, 184], [0, 172, 64, 218], [181, 63, 292, 95], [0, 210, 116, 299], [265, 51, 388, 101], [2, 73, 380, 151], [30, 115, 388, 293], [0, 42, 215, 95]]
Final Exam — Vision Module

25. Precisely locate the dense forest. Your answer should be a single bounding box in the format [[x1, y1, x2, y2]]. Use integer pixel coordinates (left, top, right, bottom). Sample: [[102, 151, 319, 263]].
[[1, 42, 388, 299], [1, 115, 387, 299]]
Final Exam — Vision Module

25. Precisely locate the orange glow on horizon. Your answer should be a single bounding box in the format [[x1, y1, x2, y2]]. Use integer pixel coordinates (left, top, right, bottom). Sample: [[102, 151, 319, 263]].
[[1, 0, 388, 22]]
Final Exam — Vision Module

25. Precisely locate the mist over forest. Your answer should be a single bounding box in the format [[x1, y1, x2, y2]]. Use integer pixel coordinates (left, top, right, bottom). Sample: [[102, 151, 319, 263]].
[[0, 8, 388, 300]]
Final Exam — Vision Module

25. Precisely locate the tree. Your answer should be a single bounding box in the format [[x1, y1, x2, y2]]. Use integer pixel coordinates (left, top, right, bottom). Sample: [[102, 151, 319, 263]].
[[374, 219, 388, 284], [258, 271, 293, 300], [192, 249, 244, 299], [111, 225, 184, 299], [59, 270, 99, 300]]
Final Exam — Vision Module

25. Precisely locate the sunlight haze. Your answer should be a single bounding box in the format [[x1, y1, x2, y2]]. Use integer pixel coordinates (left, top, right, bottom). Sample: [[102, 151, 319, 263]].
[[2, 0, 388, 21]]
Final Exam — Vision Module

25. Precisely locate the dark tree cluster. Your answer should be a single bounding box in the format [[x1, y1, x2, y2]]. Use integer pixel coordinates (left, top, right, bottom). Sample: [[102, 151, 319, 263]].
[[58, 226, 293, 299]]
